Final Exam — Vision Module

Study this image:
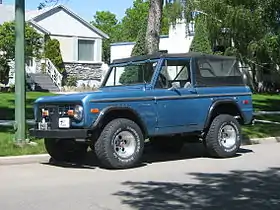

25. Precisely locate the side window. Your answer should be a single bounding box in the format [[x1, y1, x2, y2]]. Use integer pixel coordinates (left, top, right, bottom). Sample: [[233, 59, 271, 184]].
[[155, 59, 191, 89], [197, 58, 241, 77], [195, 57, 243, 87]]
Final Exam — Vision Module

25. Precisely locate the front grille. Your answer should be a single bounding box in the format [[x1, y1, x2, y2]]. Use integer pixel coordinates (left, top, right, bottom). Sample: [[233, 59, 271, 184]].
[[37, 104, 76, 129]]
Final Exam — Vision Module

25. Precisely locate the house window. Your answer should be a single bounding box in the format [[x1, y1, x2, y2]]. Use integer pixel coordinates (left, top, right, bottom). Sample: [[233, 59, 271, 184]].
[[78, 39, 95, 61]]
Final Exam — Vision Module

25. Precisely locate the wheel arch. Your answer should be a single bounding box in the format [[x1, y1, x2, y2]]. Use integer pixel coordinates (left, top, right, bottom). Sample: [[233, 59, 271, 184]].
[[204, 99, 244, 130], [91, 106, 148, 138]]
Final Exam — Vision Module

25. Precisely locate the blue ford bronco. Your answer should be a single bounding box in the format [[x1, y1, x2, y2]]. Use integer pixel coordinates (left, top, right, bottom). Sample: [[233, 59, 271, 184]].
[[30, 52, 254, 169]]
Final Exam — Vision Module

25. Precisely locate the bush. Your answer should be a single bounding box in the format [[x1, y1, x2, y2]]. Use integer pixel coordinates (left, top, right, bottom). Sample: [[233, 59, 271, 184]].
[[119, 19, 148, 84], [190, 15, 212, 54], [44, 36, 65, 73], [65, 75, 77, 87]]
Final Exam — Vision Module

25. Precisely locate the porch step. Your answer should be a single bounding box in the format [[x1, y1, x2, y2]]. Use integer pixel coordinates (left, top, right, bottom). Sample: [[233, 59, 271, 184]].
[[28, 73, 60, 92]]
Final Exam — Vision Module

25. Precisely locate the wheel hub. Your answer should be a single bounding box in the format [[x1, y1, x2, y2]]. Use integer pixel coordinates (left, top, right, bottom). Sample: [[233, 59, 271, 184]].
[[113, 131, 137, 158], [219, 124, 237, 148]]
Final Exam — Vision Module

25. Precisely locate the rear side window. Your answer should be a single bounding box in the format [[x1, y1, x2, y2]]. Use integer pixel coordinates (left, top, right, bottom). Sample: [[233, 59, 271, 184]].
[[194, 57, 244, 87]]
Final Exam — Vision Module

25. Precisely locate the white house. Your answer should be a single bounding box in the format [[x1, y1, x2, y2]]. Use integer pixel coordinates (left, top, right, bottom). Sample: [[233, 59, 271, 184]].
[[0, 3, 109, 89], [110, 20, 195, 62]]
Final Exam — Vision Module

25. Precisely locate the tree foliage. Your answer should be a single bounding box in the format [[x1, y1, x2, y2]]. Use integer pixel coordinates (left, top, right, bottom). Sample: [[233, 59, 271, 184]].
[[190, 15, 212, 54], [171, 0, 280, 90], [120, 0, 169, 42], [0, 21, 43, 85], [0, 21, 42, 60], [44, 36, 64, 73], [91, 11, 122, 63], [119, 19, 149, 85]]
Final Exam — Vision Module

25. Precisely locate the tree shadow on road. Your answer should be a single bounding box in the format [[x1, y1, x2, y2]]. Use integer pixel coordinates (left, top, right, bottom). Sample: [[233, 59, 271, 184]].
[[42, 143, 253, 170], [114, 167, 280, 210]]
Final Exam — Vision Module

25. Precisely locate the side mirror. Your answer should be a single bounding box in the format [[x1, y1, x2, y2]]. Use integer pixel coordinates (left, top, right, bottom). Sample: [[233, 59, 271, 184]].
[[168, 82, 180, 91]]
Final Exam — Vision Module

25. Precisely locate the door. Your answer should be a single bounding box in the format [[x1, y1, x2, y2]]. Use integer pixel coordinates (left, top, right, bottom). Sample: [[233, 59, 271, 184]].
[[153, 58, 200, 132]]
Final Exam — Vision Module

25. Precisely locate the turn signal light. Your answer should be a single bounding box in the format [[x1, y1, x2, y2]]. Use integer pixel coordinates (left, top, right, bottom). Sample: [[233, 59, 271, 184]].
[[91, 108, 100, 113], [42, 110, 49, 117], [67, 110, 74, 116]]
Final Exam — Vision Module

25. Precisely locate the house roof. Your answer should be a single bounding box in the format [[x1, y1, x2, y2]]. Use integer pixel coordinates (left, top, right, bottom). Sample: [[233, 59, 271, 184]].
[[0, 4, 14, 24], [0, 4, 109, 39]]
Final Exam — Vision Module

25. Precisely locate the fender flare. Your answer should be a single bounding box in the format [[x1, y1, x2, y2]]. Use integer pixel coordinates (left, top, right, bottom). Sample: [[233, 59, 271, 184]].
[[204, 99, 244, 129], [90, 106, 148, 135]]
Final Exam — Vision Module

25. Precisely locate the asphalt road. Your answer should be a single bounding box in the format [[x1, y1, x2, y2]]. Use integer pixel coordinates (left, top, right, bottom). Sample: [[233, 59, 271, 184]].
[[1, 143, 280, 210]]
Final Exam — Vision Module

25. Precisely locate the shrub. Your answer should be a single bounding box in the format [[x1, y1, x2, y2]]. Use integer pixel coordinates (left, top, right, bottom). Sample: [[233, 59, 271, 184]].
[[119, 19, 148, 85], [190, 15, 212, 54], [44, 36, 65, 73], [65, 75, 78, 87]]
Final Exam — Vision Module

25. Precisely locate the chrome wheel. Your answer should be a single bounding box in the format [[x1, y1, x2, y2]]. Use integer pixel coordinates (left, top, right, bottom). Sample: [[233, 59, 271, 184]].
[[113, 131, 137, 159], [219, 124, 237, 148]]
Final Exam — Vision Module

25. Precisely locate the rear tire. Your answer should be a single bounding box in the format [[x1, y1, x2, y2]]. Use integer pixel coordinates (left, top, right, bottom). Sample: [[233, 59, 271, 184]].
[[204, 114, 242, 158], [44, 138, 88, 162], [94, 118, 144, 169]]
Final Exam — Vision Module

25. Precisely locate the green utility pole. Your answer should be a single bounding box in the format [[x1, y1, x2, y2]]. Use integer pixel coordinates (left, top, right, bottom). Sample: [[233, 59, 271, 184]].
[[14, 0, 26, 146]]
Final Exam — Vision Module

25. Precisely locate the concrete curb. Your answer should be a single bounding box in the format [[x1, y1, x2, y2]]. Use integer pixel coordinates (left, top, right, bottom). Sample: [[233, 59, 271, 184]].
[[0, 136, 280, 166], [244, 136, 280, 145], [0, 154, 50, 166]]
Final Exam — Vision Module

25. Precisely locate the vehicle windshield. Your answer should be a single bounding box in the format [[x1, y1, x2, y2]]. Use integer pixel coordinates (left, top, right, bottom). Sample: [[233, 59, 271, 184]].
[[103, 60, 158, 87]]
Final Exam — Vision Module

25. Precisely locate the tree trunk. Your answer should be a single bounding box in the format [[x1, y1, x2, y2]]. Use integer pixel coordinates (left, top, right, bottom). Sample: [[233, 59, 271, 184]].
[[145, 0, 164, 54]]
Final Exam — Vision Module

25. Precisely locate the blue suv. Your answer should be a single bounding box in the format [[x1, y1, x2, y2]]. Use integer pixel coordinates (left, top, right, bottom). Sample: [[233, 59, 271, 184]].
[[30, 52, 254, 169]]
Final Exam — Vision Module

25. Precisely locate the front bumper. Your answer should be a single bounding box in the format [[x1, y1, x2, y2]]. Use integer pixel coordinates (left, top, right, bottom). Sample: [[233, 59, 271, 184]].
[[29, 128, 91, 139]]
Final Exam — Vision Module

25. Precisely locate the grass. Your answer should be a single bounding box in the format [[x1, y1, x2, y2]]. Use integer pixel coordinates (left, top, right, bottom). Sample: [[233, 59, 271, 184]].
[[0, 91, 55, 156], [242, 94, 280, 139], [0, 92, 280, 156]]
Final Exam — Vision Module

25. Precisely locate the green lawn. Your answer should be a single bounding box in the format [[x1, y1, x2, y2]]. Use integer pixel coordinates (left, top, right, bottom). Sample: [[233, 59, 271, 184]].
[[242, 94, 280, 139], [0, 92, 55, 156], [0, 92, 280, 156]]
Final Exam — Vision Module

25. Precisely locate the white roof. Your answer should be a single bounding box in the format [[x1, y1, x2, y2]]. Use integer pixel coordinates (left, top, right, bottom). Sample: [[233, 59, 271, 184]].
[[0, 4, 14, 24], [0, 4, 109, 38], [0, 4, 54, 24]]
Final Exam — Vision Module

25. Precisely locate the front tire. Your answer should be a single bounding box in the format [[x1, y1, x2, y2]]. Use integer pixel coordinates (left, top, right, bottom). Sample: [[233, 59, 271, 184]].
[[204, 114, 242, 158], [44, 138, 88, 162], [94, 118, 144, 169]]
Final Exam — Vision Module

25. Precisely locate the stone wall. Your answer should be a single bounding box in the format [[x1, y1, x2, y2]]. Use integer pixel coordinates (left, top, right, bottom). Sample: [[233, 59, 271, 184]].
[[64, 62, 109, 87]]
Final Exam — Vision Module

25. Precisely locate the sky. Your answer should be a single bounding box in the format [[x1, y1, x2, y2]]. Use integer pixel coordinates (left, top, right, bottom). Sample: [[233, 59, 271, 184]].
[[2, 0, 133, 21]]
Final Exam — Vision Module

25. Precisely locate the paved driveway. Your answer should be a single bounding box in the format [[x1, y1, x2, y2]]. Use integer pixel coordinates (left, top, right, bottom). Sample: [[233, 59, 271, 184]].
[[0, 143, 280, 210]]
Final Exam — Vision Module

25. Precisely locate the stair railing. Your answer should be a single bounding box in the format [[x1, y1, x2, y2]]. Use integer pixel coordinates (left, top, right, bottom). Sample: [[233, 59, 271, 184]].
[[44, 58, 63, 91]]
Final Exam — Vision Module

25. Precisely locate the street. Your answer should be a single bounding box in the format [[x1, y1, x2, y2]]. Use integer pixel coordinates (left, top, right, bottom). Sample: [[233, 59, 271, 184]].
[[0, 143, 280, 210]]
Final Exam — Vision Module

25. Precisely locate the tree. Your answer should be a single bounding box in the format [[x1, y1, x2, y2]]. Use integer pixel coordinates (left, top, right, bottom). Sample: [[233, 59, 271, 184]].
[[120, 0, 169, 42], [190, 15, 212, 54], [121, 0, 150, 42], [169, 0, 280, 91], [119, 20, 148, 84], [91, 11, 122, 63], [38, 0, 59, 10], [0, 21, 43, 85], [44, 36, 64, 73], [145, 0, 164, 54]]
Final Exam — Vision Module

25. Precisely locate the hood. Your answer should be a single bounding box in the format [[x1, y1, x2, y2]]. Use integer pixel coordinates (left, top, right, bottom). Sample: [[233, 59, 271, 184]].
[[35, 84, 149, 104]]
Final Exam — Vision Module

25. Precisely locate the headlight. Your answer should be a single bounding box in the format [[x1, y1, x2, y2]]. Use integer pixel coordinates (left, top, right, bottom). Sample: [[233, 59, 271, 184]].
[[74, 105, 83, 121]]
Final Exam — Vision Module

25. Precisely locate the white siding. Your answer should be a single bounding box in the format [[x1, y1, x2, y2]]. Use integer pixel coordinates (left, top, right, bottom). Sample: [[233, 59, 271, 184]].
[[35, 8, 102, 38], [50, 35, 103, 62], [110, 43, 135, 63], [31, 8, 105, 63], [110, 21, 194, 62], [50, 35, 75, 62]]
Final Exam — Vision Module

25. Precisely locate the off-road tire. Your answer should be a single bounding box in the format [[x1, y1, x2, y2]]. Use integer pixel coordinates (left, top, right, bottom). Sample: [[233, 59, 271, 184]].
[[149, 136, 184, 153], [94, 118, 144, 169], [44, 138, 88, 162], [204, 114, 242, 158]]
